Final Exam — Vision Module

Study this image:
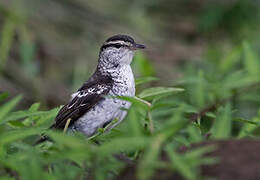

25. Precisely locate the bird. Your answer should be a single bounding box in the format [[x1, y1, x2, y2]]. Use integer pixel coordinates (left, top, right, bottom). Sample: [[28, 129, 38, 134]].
[[46, 35, 145, 138]]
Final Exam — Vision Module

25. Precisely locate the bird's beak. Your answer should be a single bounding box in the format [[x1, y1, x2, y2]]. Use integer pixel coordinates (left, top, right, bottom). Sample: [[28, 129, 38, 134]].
[[133, 43, 146, 50]]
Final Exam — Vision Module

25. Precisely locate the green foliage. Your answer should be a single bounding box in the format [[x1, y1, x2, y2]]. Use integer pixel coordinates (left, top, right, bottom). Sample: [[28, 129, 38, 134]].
[[1, 42, 260, 180]]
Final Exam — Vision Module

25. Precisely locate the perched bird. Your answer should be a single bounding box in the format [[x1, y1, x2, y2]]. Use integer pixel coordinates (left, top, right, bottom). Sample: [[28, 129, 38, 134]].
[[50, 35, 145, 137]]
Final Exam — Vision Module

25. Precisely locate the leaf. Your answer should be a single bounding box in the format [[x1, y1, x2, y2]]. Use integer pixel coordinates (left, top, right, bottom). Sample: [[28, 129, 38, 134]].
[[112, 96, 150, 109], [127, 107, 143, 136], [166, 145, 196, 180], [137, 134, 165, 180], [135, 76, 159, 86], [0, 17, 16, 71], [0, 128, 41, 145], [211, 104, 232, 139], [233, 118, 258, 125], [132, 52, 155, 76], [187, 125, 203, 143], [138, 87, 184, 99], [0, 95, 22, 124], [243, 41, 260, 77], [97, 136, 151, 158], [29, 103, 40, 111], [220, 46, 242, 72], [0, 107, 58, 126], [47, 131, 90, 149], [184, 145, 216, 160], [194, 70, 206, 108], [0, 92, 8, 102]]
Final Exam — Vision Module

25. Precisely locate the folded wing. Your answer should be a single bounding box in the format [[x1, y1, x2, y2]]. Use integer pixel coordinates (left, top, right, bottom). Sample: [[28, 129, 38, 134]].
[[52, 76, 113, 130]]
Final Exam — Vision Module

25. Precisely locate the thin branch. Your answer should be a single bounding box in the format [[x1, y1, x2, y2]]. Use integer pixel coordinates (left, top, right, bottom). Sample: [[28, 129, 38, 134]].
[[189, 82, 260, 122]]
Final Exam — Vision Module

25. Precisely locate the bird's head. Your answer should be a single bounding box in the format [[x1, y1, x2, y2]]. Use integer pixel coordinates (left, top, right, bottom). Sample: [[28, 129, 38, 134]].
[[98, 35, 145, 68]]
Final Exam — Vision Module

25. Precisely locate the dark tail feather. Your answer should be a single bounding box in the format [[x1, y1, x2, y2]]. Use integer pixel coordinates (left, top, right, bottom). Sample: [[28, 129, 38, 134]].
[[34, 135, 51, 145], [34, 124, 56, 145]]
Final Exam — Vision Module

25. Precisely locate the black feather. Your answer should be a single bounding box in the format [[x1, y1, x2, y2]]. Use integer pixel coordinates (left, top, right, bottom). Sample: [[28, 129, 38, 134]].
[[105, 34, 135, 44], [52, 75, 113, 130]]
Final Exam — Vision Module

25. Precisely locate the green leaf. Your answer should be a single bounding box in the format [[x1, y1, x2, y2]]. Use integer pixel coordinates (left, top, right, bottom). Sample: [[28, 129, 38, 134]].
[[211, 104, 232, 139], [97, 136, 150, 158], [138, 87, 184, 99], [243, 41, 260, 77], [137, 134, 165, 180], [112, 96, 150, 109], [187, 125, 203, 143], [184, 145, 216, 160], [0, 95, 22, 124], [135, 76, 159, 86], [233, 118, 258, 125], [0, 128, 41, 145], [0, 17, 16, 71], [127, 107, 143, 136], [2, 111, 46, 125], [166, 145, 197, 180], [194, 70, 206, 108], [29, 103, 40, 111], [132, 52, 155, 76], [238, 110, 260, 138], [0, 92, 8, 102], [220, 46, 242, 72]]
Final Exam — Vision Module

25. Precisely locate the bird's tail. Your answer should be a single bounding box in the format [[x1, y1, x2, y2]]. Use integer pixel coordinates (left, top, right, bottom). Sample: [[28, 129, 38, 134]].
[[34, 135, 51, 145], [34, 124, 56, 145]]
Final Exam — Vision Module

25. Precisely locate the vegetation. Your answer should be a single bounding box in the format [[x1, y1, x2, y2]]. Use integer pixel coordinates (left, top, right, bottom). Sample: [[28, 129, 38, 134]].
[[1, 42, 260, 179], [1, 0, 260, 179]]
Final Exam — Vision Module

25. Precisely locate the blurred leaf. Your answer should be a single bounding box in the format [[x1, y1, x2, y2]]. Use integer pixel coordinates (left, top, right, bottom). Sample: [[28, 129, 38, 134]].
[[243, 41, 260, 77], [133, 52, 155, 76], [138, 87, 184, 99], [0, 92, 8, 102], [97, 136, 151, 158], [166, 145, 197, 180], [238, 109, 260, 137], [233, 118, 258, 125], [29, 103, 40, 111], [113, 96, 150, 110], [211, 104, 232, 139], [220, 46, 242, 72], [127, 106, 143, 136], [0, 107, 58, 126], [166, 144, 217, 180], [0, 128, 41, 146], [137, 134, 165, 180], [0, 95, 22, 124], [194, 70, 206, 108], [135, 76, 159, 86], [187, 125, 203, 143], [0, 177, 15, 180], [160, 104, 189, 139], [0, 17, 15, 71]]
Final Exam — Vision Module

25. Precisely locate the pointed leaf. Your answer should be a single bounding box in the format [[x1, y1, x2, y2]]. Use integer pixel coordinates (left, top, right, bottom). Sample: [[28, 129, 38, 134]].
[[0, 95, 22, 124], [138, 87, 184, 99], [135, 76, 159, 86]]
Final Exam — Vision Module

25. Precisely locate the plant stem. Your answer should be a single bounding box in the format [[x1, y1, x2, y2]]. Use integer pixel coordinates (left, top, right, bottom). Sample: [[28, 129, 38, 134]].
[[148, 111, 154, 134], [63, 118, 71, 133]]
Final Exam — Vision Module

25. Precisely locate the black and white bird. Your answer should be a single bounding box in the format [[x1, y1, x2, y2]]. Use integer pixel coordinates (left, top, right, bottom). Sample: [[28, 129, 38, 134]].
[[50, 35, 145, 137]]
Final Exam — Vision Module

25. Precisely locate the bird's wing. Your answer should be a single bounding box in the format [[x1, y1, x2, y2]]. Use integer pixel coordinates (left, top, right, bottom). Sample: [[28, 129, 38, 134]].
[[51, 76, 113, 130]]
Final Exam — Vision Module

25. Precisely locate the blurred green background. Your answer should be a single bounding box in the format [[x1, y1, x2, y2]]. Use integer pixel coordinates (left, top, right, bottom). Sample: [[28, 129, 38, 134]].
[[0, 0, 260, 109]]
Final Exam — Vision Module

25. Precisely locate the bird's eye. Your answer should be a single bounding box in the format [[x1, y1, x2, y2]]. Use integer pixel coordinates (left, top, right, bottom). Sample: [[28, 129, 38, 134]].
[[114, 44, 122, 49]]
